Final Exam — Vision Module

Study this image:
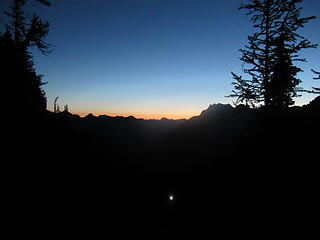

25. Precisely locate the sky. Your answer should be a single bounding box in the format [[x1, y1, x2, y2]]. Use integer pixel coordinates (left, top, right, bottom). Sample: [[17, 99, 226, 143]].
[[1, 0, 320, 119]]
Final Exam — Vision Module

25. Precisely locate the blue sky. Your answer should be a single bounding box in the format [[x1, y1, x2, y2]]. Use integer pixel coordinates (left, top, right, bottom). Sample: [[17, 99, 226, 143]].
[[1, 0, 320, 118]]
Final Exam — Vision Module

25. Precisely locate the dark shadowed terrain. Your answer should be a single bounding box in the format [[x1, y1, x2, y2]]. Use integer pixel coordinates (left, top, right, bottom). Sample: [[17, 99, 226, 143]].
[[2, 0, 320, 239], [3, 96, 320, 239]]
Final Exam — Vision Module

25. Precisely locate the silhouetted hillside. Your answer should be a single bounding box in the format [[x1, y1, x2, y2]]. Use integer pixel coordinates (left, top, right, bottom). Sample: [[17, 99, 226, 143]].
[[4, 96, 320, 239], [71, 113, 186, 143]]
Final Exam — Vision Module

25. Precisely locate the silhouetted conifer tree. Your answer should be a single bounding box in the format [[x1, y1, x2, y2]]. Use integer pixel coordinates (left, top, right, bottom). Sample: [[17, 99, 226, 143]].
[[268, 34, 302, 106], [64, 104, 69, 112], [1, 0, 52, 115], [54, 97, 59, 113], [300, 69, 320, 94], [309, 69, 320, 94], [228, 0, 317, 107]]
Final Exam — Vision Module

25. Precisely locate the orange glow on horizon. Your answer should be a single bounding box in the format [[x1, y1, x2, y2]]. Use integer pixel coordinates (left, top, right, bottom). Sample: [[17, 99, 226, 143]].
[[71, 110, 196, 120]]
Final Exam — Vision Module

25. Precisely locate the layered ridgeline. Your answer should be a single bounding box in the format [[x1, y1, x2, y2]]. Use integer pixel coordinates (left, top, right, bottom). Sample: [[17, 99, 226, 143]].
[[5, 97, 320, 239], [26, 96, 319, 170]]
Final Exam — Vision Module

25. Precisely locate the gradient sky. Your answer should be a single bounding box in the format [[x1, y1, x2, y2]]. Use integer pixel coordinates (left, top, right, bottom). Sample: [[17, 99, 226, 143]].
[[1, 0, 320, 119]]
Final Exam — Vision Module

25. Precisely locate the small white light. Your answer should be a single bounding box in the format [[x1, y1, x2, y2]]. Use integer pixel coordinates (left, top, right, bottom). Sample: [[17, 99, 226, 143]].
[[169, 194, 174, 201]]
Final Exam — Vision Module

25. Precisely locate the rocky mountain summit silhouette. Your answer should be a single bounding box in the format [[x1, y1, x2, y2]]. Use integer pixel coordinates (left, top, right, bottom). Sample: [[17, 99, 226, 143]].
[[200, 103, 234, 116]]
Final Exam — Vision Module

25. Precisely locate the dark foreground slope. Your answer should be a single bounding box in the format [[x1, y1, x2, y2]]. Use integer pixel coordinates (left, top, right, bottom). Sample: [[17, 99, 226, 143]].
[[3, 97, 320, 239]]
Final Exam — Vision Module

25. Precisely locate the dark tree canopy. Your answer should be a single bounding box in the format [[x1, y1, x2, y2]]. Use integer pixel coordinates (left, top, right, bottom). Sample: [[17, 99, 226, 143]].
[[268, 34, 302, 106], [1, 0, 52, 115], [228, 0, 317, 107]]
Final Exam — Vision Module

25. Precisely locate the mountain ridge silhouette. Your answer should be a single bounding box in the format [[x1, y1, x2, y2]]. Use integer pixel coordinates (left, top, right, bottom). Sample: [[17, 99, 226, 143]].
[[3, 96, 320, 239]]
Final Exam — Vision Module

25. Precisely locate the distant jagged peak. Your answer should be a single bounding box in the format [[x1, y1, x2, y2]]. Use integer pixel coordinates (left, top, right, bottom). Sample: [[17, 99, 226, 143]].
[[98, 114, 113, 120], [160, 117, 187, 121], [84, 113, 95, 119], [200, 103, 234, 117], [83, 114, 136, 120], [127, 115, 136, 120]]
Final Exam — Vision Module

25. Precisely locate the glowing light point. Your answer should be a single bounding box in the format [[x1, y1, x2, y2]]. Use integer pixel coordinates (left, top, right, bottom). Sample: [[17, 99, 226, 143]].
[[169, 194, 174, 201]]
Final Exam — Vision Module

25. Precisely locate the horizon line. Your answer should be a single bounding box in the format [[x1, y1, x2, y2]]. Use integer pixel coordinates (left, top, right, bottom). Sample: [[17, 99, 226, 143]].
[[57, 110, 191, 120]]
